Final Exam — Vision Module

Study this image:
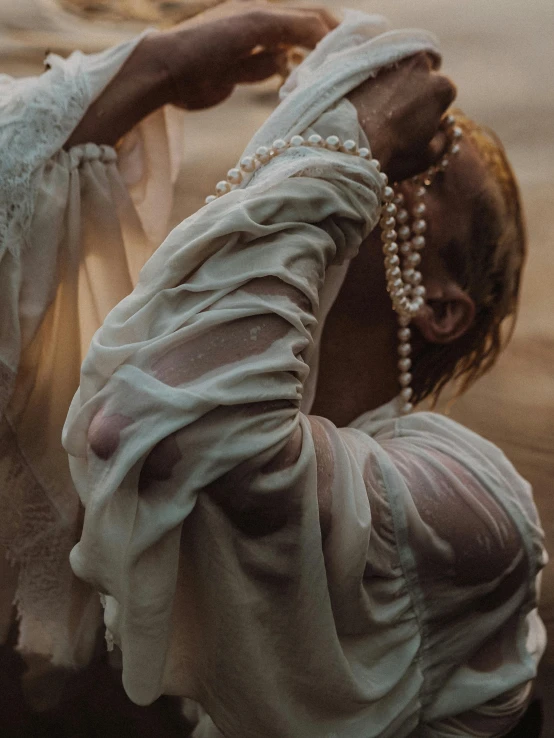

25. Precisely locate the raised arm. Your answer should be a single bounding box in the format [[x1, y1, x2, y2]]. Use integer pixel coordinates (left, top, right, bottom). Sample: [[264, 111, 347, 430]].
[[65, 1, 336, 148]]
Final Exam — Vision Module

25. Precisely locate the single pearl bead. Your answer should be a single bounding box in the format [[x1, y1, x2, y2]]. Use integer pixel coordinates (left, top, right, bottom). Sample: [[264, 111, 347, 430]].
[[384, 203, 397, 217], [398, 357, 412, 372], [402, 268, 415, 282], [412, 235, 426, 250], [396, 209, 409, 225], [398, 296, 410, 310], [272, 139, 288, 153], [205, 195, 216, 204], [398, 327, 411, 342], [290, 135, 304, 147], [369, 157, 380, 169], [445, 113, 456, 127], [393, 193, 405, 206], [398, 225, 411, 241], [308, 134, 322, 146], [385, 254, 400, 267], [400, 242, 412, 254], [380, 172, 389, 185], [383, 186, 395, 202], [413, 219, 427, 235], [398, 343, 412, 357], [215, 180, 231, 195], [401, 402, 414, 415], [358, 148, 370, 159], [412, 202, 426, 217], [450, 143, 460, 155], [383, 243, 399, 256], [400, 387, 413, 401], [413, 285, 426, 298], [398, 315, 411, 327], [392, 278, 403, 291], [439, 157, 450, 170], [452, 126, 463, 140], [411, 271, 423, 285], [325, 135, 340, 150], [256, 146, 271, 163], [226, 168, 242, 185], [415, 186, 426, 199], [399, 372, 413, 387], [380, 216, 396, 230], [240, 156, 256, 173], [342, 139, 357, 153], [386, 266, 402, 280], [408, 253, 421, 266], [381, 229, 397, 243]]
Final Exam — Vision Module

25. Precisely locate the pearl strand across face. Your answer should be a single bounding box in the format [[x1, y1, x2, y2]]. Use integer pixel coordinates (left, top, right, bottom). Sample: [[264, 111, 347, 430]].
[[383, 114, 463, 413], [203, 118, 462, 415]]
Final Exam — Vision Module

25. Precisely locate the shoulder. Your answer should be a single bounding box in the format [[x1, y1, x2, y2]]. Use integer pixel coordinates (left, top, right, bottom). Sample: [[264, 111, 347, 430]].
[[378, 409, 523, 483], [367, 410, 542, 588]]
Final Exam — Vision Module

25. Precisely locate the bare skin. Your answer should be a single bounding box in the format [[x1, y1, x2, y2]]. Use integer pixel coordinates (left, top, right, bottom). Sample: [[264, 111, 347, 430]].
[[65, 1, 337, 148], [312, 134, 503, 427]]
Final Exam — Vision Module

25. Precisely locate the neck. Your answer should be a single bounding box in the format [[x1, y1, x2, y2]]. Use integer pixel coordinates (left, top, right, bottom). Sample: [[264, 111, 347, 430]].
[[310, 236, 400, 427], [311, 319, 399, 426]]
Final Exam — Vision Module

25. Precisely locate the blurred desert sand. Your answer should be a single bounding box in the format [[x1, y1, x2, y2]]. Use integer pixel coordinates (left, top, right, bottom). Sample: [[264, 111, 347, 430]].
[[1, 0, 553, 733]]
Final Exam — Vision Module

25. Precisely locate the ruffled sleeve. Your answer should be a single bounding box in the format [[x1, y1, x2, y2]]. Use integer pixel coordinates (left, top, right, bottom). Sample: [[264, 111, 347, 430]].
[[0, 37, 184, 666], [62, 99, 386, 708]]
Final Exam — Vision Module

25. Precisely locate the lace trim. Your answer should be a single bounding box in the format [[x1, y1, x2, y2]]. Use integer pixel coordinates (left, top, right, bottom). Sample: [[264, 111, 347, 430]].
[[0, 66, 89, 258], [0, 415, 96, 665]]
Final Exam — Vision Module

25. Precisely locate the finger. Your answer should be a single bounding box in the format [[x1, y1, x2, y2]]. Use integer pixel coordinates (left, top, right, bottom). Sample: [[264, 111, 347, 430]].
[[247, 9, 334, 48], [234, 49, 283, 83], [402, 51, 440, 72], [279, 4, 340, 30], [391, 130, 450, 182], [433, 73, 457, 111], [426, 129, 449, 162]]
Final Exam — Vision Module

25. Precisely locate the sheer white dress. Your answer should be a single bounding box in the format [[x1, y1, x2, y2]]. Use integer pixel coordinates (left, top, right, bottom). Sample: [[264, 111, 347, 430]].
[[60, 13, 547, 738]]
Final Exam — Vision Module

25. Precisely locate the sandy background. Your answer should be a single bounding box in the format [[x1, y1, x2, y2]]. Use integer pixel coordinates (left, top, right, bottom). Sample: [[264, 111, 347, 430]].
[[1, 0, 553, 734]]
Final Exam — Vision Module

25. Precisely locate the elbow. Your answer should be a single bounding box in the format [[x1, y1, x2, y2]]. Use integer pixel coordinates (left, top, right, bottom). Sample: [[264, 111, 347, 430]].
[[88, 409, 133, 460]]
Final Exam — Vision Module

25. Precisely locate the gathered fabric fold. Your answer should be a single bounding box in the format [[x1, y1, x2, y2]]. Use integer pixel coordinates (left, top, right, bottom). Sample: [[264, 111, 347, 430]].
[[62, 14, 546, 738], [62, 10, 439, 712], [0, 34, 184, 665]]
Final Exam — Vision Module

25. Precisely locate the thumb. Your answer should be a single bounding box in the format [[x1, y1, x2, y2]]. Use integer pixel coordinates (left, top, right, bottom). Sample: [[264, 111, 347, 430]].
[[234, 49, 284, 83]]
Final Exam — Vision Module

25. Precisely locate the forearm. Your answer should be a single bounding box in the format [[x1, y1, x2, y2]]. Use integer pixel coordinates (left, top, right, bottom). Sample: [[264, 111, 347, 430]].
[[64, 33, 173, 150]]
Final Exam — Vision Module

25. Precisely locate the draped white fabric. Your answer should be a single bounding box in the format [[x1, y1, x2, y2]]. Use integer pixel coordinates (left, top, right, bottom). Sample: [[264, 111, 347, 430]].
[[62, 12, 546, 738], [0, 34, 184, 665]]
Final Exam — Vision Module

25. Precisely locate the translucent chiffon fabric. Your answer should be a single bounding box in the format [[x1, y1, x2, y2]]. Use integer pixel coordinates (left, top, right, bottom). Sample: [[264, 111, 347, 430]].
[[0, 33, 184, 665], [63, 12, 546, 737]]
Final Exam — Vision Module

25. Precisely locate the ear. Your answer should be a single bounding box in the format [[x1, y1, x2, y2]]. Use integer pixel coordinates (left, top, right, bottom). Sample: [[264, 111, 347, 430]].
[[412, 279, 475, 344]]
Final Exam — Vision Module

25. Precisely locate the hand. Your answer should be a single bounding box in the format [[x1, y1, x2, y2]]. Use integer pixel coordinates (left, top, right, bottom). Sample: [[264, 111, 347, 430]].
[[347, 53, 457, 182], [155, 1, 338, 110]]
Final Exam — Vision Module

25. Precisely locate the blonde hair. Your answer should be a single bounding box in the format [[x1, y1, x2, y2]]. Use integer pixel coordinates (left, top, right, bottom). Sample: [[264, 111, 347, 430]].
[[412, 110, 526, 404]]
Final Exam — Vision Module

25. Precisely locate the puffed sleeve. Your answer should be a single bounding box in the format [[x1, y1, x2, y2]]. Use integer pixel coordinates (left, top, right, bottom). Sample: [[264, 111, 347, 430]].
[[0, 37, 184, 666]]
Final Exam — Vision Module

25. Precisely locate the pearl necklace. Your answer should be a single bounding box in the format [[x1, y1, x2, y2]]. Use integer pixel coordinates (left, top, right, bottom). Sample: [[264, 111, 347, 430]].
[[204, 117, 462, 415]]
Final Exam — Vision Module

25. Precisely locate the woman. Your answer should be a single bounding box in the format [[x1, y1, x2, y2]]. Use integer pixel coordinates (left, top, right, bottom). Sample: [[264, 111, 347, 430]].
[[63, 12, 546, 738]]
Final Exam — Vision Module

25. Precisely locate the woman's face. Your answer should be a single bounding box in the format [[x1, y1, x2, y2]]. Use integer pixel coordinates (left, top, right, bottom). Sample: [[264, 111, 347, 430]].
[[326, 134, 504, 340], [396, 136, 504, 288]]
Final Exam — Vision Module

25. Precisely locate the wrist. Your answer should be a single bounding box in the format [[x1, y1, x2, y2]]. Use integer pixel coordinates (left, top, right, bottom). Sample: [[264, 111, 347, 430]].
[[136, 32, 177, 109], [347, 96, 393, 173], [65, 33, 174, 149]]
